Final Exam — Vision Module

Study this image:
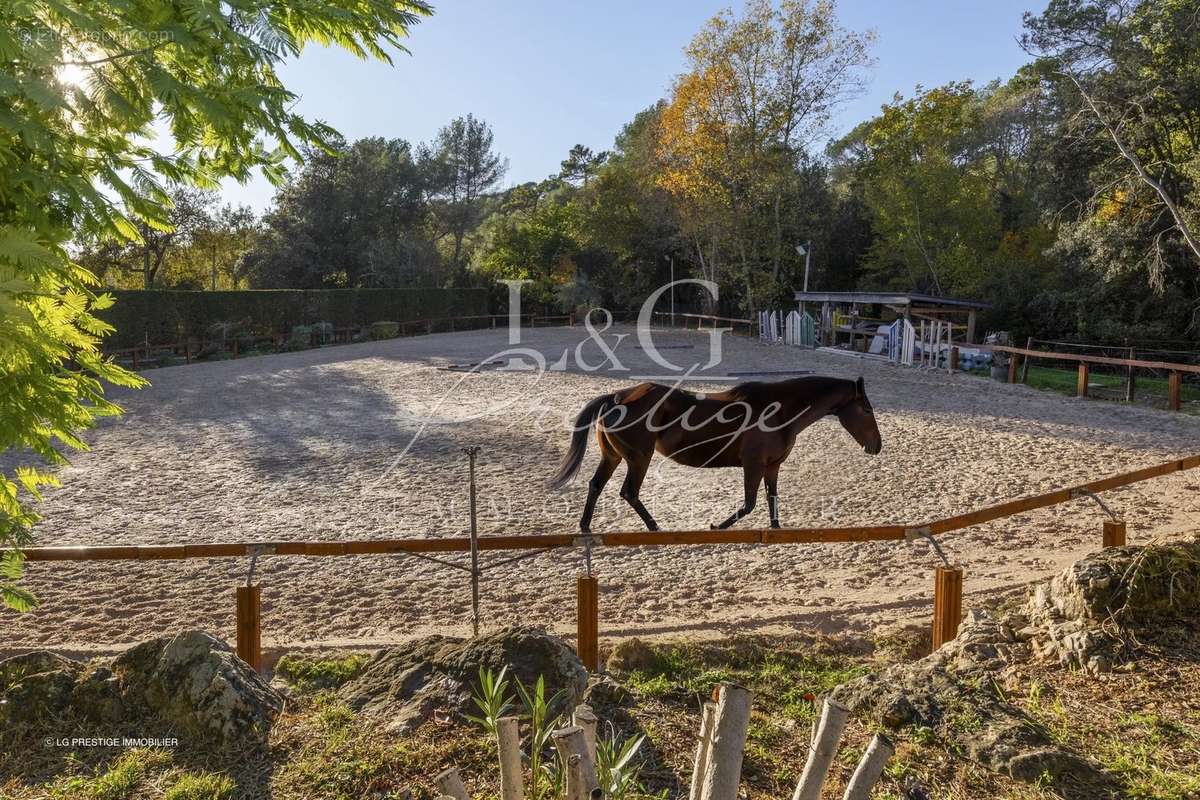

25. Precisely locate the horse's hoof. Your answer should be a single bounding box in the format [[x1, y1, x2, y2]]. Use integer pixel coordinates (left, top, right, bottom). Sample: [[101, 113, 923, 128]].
[[770, 523, 781, 530]]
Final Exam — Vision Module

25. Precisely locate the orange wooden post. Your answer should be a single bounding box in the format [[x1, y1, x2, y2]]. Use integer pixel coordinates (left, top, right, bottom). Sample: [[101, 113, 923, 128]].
[[932, 566, 963, 650], [1007, 356, 1019, 384], [1103, 520, 1127, 548], [236, 585, 262, 672], [1077, 362, 1089, 397], [576, 574, 599, 673], [1168, 371, 1182, 411]]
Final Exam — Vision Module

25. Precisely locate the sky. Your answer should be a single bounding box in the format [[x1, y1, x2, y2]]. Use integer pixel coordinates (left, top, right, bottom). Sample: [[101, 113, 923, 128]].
[[219, 0, 1042, 211]]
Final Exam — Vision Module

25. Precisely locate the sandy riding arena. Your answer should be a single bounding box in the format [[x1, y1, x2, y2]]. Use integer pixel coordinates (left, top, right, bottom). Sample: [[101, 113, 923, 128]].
[[5, 324, 1198, 656]]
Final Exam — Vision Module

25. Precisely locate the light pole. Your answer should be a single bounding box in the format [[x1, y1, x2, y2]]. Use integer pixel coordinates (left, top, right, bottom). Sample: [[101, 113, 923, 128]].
[[667, 254, 675, 327], [795, 241, 811, 315]]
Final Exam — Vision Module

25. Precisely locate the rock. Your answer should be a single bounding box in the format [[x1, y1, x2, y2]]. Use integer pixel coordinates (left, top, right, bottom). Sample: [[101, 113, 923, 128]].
[[606, 638, 661, 674], [0, 652, 83, 726], [119, 631, 283, 750], [339, 626, 586, 734], [0, 632, 282, 752]]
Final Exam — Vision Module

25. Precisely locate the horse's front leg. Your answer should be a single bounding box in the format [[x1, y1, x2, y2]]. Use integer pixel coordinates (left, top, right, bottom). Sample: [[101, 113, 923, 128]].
[[711, 465, 763, 530]]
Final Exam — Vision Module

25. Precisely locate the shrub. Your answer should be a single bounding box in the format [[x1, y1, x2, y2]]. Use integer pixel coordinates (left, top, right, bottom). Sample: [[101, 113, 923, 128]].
[[369, 320, 400, 340], [162, 772, 235, 800]]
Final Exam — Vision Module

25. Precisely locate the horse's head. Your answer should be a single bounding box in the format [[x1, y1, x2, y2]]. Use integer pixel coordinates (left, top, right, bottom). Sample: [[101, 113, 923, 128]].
[[836, 377, 882, 455]]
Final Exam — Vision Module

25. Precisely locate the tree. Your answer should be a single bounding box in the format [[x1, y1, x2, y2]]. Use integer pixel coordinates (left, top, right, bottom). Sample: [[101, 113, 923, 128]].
[[1023, 0, 1200, 277], [76, 186, 216, 289], [248, 137, 437, 288], [559, 144, 609, 186], [0, 0, 431, 610], [426, 114, 508, 274], [656, 0, 874, 311]]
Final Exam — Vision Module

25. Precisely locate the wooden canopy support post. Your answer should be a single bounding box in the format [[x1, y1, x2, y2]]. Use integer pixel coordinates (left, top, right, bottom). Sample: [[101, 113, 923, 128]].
[[1077, 362, 1090, 398], [236, 585, 261, 672], [932, 566, 963, 649], [793, 696, 849, 800], [576, 573, 599, 673], [1103, 520, 1127, 548], [1169, 371, 1182, 411]]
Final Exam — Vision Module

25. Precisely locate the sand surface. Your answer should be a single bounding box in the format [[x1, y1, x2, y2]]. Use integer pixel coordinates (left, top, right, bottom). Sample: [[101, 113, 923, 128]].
[[5, 324, 1198, 656]]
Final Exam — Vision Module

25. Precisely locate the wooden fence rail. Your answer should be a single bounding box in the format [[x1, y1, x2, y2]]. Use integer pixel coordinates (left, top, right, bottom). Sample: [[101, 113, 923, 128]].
[[17, 454, 1198, 563]]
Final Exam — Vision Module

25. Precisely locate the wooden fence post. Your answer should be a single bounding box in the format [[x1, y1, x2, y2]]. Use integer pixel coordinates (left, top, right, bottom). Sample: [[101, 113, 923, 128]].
[[699, 683, 753, 800], [1020, 337, 1033, 383], [495, 716, 524, 800], [1125, 346, 1136, 402], [1168, 371, 1182, 411], [932, 566, 963, 649], [688, 702, 718, 800], [1103, 520, 1127, 548], [236, 584, 261, 672], [949, 346, 959, 373], [793, 696, 849, 800], [1077, 362, 1089, 398], [576, 573, 598, 673], [1007, 355, 1019, 384]]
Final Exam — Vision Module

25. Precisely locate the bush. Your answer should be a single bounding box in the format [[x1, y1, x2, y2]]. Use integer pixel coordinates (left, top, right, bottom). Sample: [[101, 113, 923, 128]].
[[369, 320, 400, 340], [98, 288, 488, 348]]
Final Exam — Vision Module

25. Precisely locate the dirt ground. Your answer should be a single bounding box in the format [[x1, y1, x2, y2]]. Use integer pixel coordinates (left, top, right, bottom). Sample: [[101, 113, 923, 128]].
[[4, 323, 1198, 656]]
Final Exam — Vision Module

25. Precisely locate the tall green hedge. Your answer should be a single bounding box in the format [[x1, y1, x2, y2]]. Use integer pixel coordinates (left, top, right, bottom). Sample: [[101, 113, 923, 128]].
[[98, 288, 490, 348]]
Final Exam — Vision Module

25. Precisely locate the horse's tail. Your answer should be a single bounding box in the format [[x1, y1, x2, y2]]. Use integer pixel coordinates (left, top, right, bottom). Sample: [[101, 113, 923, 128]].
[[547, 393, 614, 489]]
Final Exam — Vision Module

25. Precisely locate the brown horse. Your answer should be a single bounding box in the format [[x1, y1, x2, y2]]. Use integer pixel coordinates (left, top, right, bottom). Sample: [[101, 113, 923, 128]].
[[548, 376, 882, 532]]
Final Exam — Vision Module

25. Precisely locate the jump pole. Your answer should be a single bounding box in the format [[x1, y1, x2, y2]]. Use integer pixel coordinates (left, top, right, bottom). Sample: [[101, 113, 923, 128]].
[[932, 566, 963, 650], [236, 584, 261, 672], [576, 572, 599, 673], [1103, 520, 1127, 548]]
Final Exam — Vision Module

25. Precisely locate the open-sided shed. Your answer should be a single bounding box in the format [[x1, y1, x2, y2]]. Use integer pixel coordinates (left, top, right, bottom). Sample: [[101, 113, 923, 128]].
[[793, 291, 991, 349]]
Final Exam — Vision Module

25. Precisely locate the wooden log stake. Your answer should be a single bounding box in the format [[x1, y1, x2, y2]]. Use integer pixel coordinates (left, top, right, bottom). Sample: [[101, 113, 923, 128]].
[[436, 767, 470, 800], [235, 584, 261, 672], [699, 683, 753, 800], [792, 696, 849, 800], [496, 717, 524, 800], [841, 733, 895, 800], [1103, 519, 1127, 548], [576, 574, 599, 673], [572, 704, 598, 765], [1077, 362, 1089, 398], [1169, 371, 1182, 411], [552, 726, 598, 800], [688, 701, 718, 800], [932, 566, 964, 649]]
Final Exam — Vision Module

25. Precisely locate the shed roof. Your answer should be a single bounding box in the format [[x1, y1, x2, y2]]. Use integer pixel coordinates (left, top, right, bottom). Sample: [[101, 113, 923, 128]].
[[792, 291, 990, 310]]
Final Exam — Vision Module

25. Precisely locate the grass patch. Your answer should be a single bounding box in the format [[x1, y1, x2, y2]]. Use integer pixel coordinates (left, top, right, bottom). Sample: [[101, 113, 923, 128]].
[[274, 653, 370, 693], [162, 772, 236, 800]]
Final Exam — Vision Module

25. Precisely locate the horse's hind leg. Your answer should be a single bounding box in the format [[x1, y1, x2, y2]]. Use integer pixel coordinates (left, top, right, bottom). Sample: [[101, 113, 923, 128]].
[[619, 454, 658, 531], [764, 467, 781, 529], [712, 465, 763, 530], [579, 449, 620, 534]]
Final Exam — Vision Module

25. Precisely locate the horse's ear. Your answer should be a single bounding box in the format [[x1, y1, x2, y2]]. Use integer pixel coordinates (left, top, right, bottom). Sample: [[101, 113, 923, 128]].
[[856, 376, 865, 396]]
